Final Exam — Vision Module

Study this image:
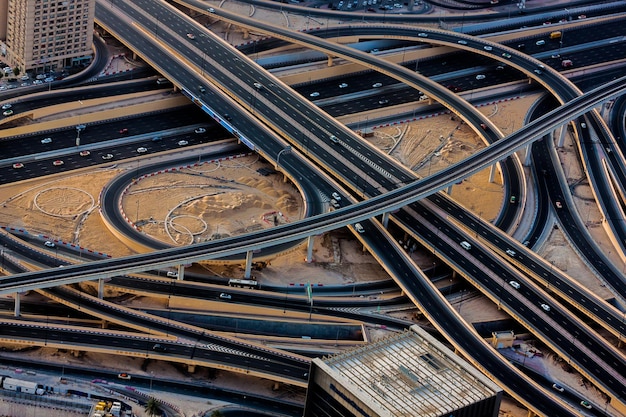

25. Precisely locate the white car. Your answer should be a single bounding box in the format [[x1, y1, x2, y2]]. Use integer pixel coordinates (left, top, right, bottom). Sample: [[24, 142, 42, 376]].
[[552, 383, 564, 392], [219, 293, 232, 300], [41, 137, 52, 144], [194, 127, 206, 134], [339, 83, 348, 88], [310, 92, 320, 97], [331, 192, 341, 201], [1, 103, 12, 110], [508, 281, 520, 289], [457, 40, 468, 45], [166, 271, 178, 278], [44, 241, 56, 248], [136, 147, 148, 153], [102, 153, 114, 160], [20, 75, 29, 81], [540, 303, 551, 312], [53, 160, 64, 166], [12, 163, 24, 169], [476, 74, 486, 80], [417, 33, 428, 38], [3, 109, 13, 116], [186, 33, 196, 40], [177, 140, 189, 146], [44, 77, 54, 82], [354, 223, 365, 233], [372, 83, 382, 88], [483, 45, 493, 51], [79, 150, 91, 157]]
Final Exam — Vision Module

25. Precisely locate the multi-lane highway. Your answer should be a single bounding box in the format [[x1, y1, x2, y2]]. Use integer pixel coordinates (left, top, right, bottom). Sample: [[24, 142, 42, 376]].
[[2, 1, 626, 415]]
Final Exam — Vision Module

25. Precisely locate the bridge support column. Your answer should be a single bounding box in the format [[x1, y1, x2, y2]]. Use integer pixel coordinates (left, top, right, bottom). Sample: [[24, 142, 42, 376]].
[[446, 185, 452, 194], [177, 264, 185, 280], [523, 143, 533, 166], [488, 164, 496, 183], [14, 292, 20, 317], [305, 236, 315, 263], [101, 320, 108, 329], [98, 278, 104, 299], [327, 55, 333, 66], [556, 125, 567, 148], [187, 364, 196, 373], [244, 250, 253, 279], [382, 212, 390, 229], [601, 101, 612, 119]]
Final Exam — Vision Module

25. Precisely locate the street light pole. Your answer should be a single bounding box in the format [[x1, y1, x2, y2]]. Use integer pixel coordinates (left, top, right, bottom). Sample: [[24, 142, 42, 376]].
[[75, 100, 83, 147], [275, 146, 292, 169]]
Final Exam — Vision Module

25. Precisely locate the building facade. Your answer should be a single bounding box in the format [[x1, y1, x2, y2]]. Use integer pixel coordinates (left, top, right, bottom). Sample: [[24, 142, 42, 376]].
[[0, 0, 94, 74], [304, 325, 503, 417]]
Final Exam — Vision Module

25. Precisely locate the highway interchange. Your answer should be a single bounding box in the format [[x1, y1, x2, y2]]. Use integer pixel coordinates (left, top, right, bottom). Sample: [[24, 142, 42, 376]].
[[1, 0, 626, 416]]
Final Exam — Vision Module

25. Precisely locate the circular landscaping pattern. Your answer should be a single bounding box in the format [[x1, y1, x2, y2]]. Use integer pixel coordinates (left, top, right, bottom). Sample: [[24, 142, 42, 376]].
[[34, 187, 96, 218]]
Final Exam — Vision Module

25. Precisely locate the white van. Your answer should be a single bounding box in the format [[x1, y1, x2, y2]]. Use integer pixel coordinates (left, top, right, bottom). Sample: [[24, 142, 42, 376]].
[[506, 249, 516, 257], [460, 241, 471, 250], [536, 40, 546, 46]]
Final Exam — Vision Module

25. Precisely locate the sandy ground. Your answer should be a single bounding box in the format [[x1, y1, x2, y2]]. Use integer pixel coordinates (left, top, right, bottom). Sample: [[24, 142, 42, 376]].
[[0, 5, 623, 417]]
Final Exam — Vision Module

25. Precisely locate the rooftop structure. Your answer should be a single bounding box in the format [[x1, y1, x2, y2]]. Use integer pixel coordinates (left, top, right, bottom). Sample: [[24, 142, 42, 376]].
[[304, 325, 503, 417]]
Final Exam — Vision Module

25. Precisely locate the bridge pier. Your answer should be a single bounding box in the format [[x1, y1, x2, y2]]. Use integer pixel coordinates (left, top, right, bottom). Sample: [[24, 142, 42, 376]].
[[177, 264, 185, 280], [556, 124, 567, 148], [523, 142, 532, 166], [244, 250, 253, 278], [98, 278, 104, 299], [305, 235, 314, 263], [326, 54, 333, 67], [488, 164, 496, 183], [13, 292, 20, 317], [187, 364, 196, 373], [382, 212, 390, 229]]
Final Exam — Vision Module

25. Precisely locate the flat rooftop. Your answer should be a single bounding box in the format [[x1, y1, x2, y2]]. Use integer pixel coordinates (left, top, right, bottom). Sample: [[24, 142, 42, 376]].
[[321, 325, 502, 416]]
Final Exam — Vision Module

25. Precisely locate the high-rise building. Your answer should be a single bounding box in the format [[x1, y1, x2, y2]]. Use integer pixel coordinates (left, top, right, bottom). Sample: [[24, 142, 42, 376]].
[[0, 0, 94, 74], [304, 325, 503, 417]]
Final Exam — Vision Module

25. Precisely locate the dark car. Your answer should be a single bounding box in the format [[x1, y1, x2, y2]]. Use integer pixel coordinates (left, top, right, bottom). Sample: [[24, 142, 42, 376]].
[[152, 343, 167, 352]]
